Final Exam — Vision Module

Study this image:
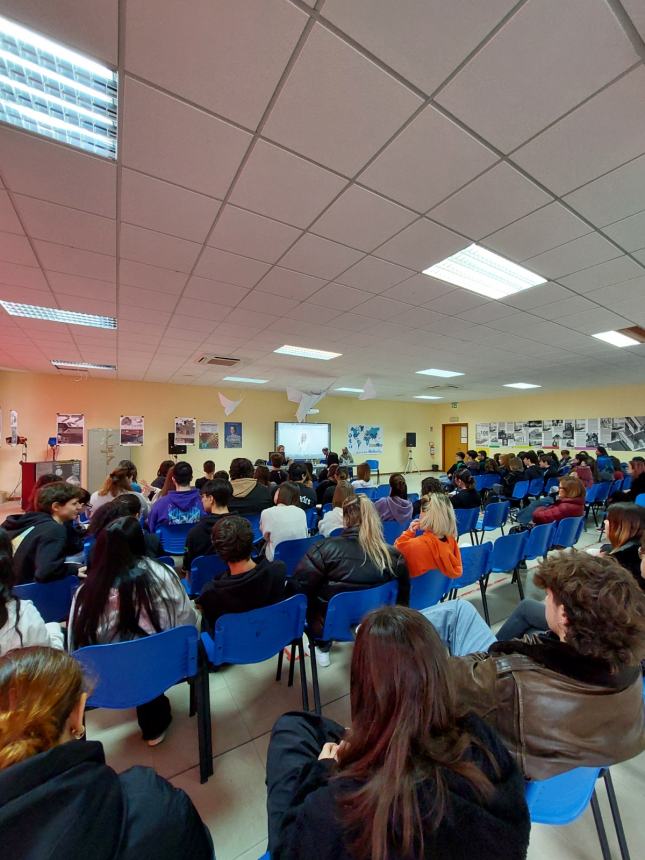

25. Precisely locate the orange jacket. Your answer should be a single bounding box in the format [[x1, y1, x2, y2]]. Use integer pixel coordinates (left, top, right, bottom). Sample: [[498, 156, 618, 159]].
[[394, 529, 462, 579]]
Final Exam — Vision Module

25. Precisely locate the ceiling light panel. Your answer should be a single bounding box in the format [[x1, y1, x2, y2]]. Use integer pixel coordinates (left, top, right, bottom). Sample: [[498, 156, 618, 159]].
[[335, 387, 364, 392], [414, 395, 443, 399], [0, 15, 117, 159], [52, 360, 115, 370], [1, 301, 117, 329], [416, 368, 464, 378], [592, 330, 640, 347], [423, 243, 546, 299], [503, 382, 542, 389], [274, 344, 341, 360], [222, 375, 268, 384]]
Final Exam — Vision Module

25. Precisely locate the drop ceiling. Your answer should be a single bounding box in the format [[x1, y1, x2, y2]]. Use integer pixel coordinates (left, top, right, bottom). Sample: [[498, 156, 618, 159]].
[[0, 0, 644, 402]]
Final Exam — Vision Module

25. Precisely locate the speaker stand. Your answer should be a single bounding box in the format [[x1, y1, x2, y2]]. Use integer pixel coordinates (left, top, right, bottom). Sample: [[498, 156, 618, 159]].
[[404, 449, 419, 474]]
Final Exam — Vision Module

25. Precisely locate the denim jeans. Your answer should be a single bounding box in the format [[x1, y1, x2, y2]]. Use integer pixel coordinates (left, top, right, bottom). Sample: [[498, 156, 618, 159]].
[[421, 600, 496, 656]]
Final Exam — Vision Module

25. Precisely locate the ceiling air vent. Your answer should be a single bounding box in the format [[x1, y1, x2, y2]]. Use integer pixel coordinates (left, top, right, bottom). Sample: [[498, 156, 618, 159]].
[[425, 383, 462, 391], [197, 355, 241, 367], [620, 326, 645, 343]]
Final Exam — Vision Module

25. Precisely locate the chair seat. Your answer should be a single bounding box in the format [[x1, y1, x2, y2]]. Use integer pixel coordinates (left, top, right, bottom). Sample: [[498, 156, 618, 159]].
[[525, 767, 602, 824]]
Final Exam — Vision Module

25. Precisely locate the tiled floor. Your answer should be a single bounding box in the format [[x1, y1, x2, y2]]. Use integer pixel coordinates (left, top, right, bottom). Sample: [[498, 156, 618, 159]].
[[4, 490, 642, 859]]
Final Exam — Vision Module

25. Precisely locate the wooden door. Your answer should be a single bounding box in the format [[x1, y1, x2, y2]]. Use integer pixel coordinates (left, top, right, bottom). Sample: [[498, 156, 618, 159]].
[[442, 424, 468, 471]]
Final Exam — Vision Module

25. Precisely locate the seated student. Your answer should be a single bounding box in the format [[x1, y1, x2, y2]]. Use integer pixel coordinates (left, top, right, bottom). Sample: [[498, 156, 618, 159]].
[[481, 457, 499, 474], [318, 482, 355, 538], [610, 455, 624, 480], [558, 449, 572, 470], [521, 451, 542, 483], [515, 474, 585, 526], [464, 450, 480, 474], [213, 469, 229, 481], [148, 462, 203, 532], [446, 451, 466, 480], [69, 517, 197, 746], [151, 459, 175, 491], [182, 478, 232, 572], [118, 460, 144, 493], [351, 462, 373, 489], [254, 464, 272, 489], [316, 464, 340, 504], [265, 605, 530, 860], [269, 454, 286, 486], [24, 473, 58, 512], [599, 502, 645, 590], [321, 468, 350, 506], [374, 474, 413, 525], [86, 495, 163, 563], [449, 469, 481, 509], [89, 467, 151, 518], [412, 476, 445, 517], [395, 493, 462, 580], [595, 446, 615, 481], [318, 452, 339, 484], [569, 454, 594, 489], [476, 449, 488, 469], [614, 456, 645, 503], [227, 457, 273, 515], [0, 648, 213, 859], [292, 496, 409, 667], [288, 462, 317, 510], [260, 482, 308, 562], [491, 456, 524, 498], [0, 529, 63, 654], [538, 453, 558, 481], [429, 551, 645, 779], [194, 460, 216, 492], [2, 483, 82, 584], [198, 516, 288, 629]]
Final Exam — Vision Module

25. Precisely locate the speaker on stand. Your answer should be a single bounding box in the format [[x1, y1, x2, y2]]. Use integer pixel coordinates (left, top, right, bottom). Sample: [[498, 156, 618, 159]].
[[404, 432, 419, 474]]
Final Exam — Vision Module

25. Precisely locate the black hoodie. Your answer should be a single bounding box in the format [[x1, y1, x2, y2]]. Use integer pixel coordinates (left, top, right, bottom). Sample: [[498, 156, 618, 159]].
[[182, 512, 232, 571], [0, 512, 79, 583], [0, 740, 213, 860]]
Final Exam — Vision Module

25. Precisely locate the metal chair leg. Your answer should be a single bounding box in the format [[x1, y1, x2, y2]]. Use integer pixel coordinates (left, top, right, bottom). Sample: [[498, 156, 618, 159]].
[[309, 640, 321, 715], [515, 565, 525, 600], [188, 676, 196, 717], [590, 788, 612, 860], [297, 638, 309, 711], [288, 641, 296, 688], [276, 648, 284, 682], [479, 576, 490, 626], [195, 667, 211, 784], [602, 769, 631, 860]]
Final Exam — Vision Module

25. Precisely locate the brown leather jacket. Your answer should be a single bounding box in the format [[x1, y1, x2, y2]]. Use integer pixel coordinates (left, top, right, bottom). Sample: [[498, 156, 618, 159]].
[[450, 633, 645, 780]]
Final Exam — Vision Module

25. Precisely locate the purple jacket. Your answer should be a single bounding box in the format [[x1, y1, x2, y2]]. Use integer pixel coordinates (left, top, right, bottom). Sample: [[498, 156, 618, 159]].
[[148, 489, 203, 532], [374, 495, 413, 526]]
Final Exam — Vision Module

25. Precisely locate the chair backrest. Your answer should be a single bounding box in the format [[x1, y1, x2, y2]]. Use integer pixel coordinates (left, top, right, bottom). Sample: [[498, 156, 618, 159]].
[[451, 541, 493, 589], [305, 507, 319, 532], [374, 484, 390, 499], [157, 555, 175, 568], [454, 506, 479, 536], [201, 594, 308, 666], [511, 480, 530, 500], [274, 535, 324, 577], [544, 477, 559, 494], [321, 580, 398, 642], [525, 766, 603, 825], [329, 528, 343, 537], [409, 569, 451, 610], [354, 486, 376, 499], [82, 535, 95, 565], [523, 522, 556, 561], [608, 478, 623, 496], [490, 531, 529, 572], [474, 474, 498, 491], [381, 519, 405, 544], [189, 554, 228, 596], [321, 503, 332, 514], [365, 459, 379, 472], [13, 575, 80, 623], [156, 523, 194, 554], [407, 492, 419, 503], [243, 513, 263, 542], [73, 625, 198, 708], [636, 493, 645, 508], [551, 516, 584, 549], [590, 481, 611, 503], [481, 501, 510, 531], [557, 465, 571, 475], [528, 478, 545, 495], [622, 474, 632, 491]]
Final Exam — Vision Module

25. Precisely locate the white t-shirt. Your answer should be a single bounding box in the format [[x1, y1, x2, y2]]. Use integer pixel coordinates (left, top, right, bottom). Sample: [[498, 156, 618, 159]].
[[0, 599, 64, 655], [89, 488, 151, 517], [351, 479, 373, 488], [260, 504, 308, 561], [318, 507, 344, 538]]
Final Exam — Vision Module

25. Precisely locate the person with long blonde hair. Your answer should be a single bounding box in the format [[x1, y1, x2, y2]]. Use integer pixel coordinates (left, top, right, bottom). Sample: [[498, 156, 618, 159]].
[[395, 493, 462, 579], [318, 482, 355, 537], [89, 466, 150, 518], [293, 495, 409, 667]]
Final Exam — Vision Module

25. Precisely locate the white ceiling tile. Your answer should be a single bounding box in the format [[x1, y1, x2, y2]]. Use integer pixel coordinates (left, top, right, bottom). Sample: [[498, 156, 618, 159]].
[[120, 170, 220, 243], [171, 314, 219, 334], [172, 298, 232, 321], [513, 66, 645, 195], [307, 281, 379, 312], [256, 266, 326, 300], [525, 233, 620, 279], [0, 232, 38, 267], [14, 195, 116, 255], [435, 0, 637, 152], [283, 302, 340, 324], [235, 290, 299, 316], [335, 255, 415, 293], [119, 259, 188, 294], [0, 128, 116, 217], [183, 277, 248, 306], [223, 307, 277, 330], [279, 233, 363, 279], [374, 218, 468, 269], [310, 185, 416, 252], [0, 191, 24, 234], [229, 140, 346, 227], [634, 249, 645, 267], [457, 300, 519, 323], [559, 256, 645, 293], [602, 211, 645, 253], [48, 272, 115, 301], [621, 0, 645, 41], [328, 312, 375, 332], [499, 282, 572, 310], [32, 241, 115, 282], [53, 294, 116, 316], [423, 290, 488, 315], [120, 223, 201, 273], [350, 295, 411, 320], [125, 0, 307, 128], [585, 277, 645, 306], [359, 105, 498, 211], [119, 305, 172, 325], [532, 295, 599, 320], [558, 308, 634, 334], [429, 163, 551, 240], [194, 247, 270, 287], [120, 285, 178, 312], [122, 78, 251, 196], [0, 272, 50, 296], [563, 154, 645, 227], [483, 202, 592, 262], [382, 273, 454, 305], [264, 23, 421, 175], [207, 205, 301, 263], [323, 0, 516, 94]]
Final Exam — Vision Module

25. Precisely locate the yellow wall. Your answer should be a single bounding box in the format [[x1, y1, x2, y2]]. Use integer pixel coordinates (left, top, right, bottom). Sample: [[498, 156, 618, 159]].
[[0, 371, 436, 494], [432, 384, 645, 465]]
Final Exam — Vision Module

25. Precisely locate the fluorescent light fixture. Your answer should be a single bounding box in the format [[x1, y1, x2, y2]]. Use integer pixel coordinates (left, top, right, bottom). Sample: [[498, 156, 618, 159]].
[[416, 368, 464, 378], [1, 301, 116, 329], [335, 387, 364, 393], [222, 375, 268, 384], [423, 243, 546, 300], [414, 395, 443, 400], [52, 360, 115, 370], [0, 15, 117, 159], [503, 383, 542, 389], [274, 344, 341, 360], [592, 330, 640, 348]]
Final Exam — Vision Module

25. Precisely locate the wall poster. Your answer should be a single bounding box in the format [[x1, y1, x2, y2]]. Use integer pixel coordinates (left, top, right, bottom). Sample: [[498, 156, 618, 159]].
[[9, 409, 18, 445], [120, 415, 144, 446], [56, 413, 85, 445], [174, 416, 196, 446], [199, 421, 220, 449], [476, 416, 645, 451], [224, 422, 243, 448], [347, 424, 384, 454]]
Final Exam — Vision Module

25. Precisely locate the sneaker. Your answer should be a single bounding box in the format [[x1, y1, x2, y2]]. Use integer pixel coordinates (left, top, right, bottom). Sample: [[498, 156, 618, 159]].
[[316, 649, 331, 668], [146, 732, 167, 747]]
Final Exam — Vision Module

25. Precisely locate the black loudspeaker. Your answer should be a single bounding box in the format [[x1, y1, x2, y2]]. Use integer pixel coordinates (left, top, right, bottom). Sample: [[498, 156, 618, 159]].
[[168, 432, 187, 455], [406, 432, 416, 448]]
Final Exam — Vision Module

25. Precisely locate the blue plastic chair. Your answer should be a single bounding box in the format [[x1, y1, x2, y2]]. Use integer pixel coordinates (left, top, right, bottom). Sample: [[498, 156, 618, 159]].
[[309, 581, 398, 713], [73, 626, 212, 783], [374, 484, 389, 499], [490, 531, 529, 601], [329, 528, 344, 537], [354, 486, 376, 499], [584, 482, 612, 527], [474, 474, 498, 492], [409, 569, 451, 611], [507, 480, 530, 505], [407, 493, 419, 504], [551, 516, 584, 549], [365, 459, 379, 481], [156, 523, 194, 554], [188, 554, 228, 597], [544, 477, 560, 494], [321, 503, 332, 514], [476, 501, 510, 543], [13, 575, 80, 623], [454, 507, 479, 545], [157, 555, 175, 568], [381, 519, 405, 544], [635, 493, 645, 508], [305, 506, 319, 533], [274, 535, 324, 578], [622, 474, 632, 492], [523, 522, 556, 563], [244, 512, 263, 542], [82, 535, 95, 565], [526, 767, 630, 860], [527, 477, 545, 498], [201, 595, 309, 711], [446, 542, 493, 624]]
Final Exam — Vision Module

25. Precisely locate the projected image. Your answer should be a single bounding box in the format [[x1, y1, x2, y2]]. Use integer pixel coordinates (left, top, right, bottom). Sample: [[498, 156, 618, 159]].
[[275, 422, 331, 459]]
